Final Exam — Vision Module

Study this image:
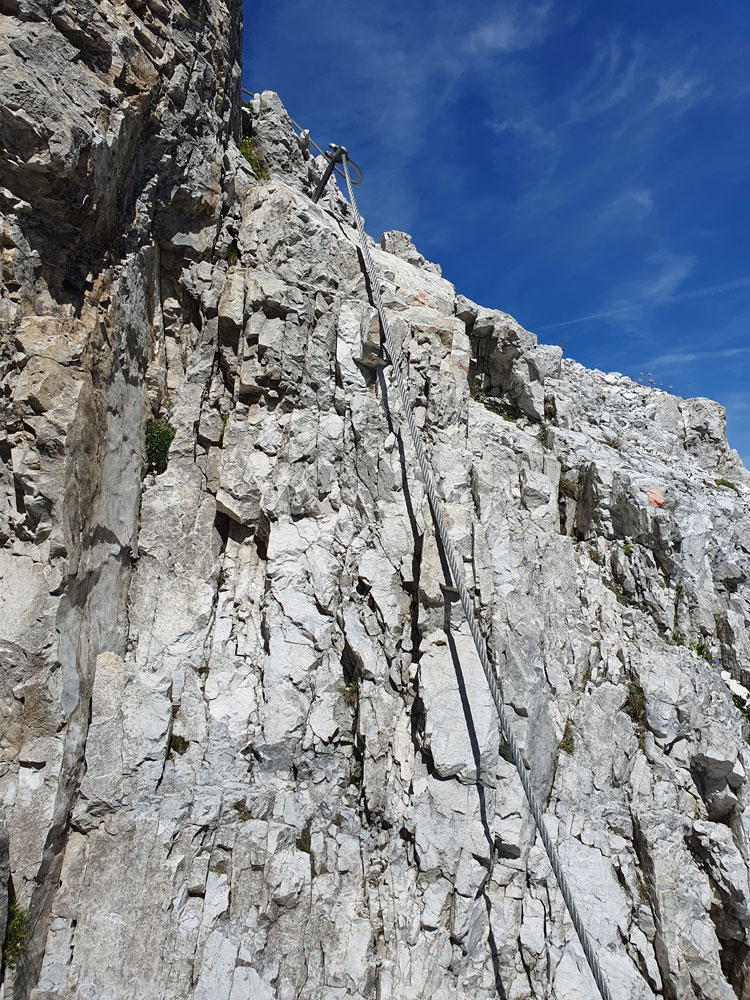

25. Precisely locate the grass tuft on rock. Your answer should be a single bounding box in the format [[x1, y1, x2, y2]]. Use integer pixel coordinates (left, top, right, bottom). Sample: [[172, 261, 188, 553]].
[[559, 477, 579, 500], [689, 638, 712, 665], [342, 681, 358, 705], [469, 381, 527, 422], [239, 137, 269, 179], [145, 418, 175, 473], [4, 897, 30, 967], [715, 478, 740, 495], [168, 733, 189, 757], [624, 680, 647, 749], [559, 721, 575, 755], [603, 432, 622, 450]]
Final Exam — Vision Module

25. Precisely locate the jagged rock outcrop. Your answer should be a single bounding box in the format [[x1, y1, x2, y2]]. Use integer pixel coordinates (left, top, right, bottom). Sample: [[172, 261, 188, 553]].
[[1, 6, 750, 999], [380, 231, 442, 276]]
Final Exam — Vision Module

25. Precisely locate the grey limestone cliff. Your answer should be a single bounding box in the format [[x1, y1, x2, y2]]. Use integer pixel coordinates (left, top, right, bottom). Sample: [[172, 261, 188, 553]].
[[1, 4, 750, 999]]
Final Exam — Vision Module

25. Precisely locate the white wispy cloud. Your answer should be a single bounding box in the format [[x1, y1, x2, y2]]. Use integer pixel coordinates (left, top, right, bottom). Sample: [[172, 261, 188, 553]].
[[602, 188, 654, 221], [566, 36, 645, 123], [675, 276, 750, 300], [722, 390, 750, 416], [652, 69, 710, 108], [639, 252, 694, 300], [646, 347, 750, 367], [537, 275, 750, 330], [464, 2, 563, 55], [487, 113, 559, 152], [478, 29, 715, 235], [294, 0, 579, 231]]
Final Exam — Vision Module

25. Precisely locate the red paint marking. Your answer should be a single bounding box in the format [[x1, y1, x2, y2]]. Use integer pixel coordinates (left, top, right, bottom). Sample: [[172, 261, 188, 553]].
[[647, 488, 665, 508]]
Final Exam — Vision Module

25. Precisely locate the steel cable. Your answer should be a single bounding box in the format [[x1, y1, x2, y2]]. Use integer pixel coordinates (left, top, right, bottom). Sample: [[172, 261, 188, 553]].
[[340, 153, 614, 1000]]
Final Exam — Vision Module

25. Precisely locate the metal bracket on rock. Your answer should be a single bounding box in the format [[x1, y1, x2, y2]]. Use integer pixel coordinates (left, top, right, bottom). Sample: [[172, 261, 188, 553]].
[[355, 338, 390, 370], [239, 90, 363, 196], [312, 143, 362, 203]]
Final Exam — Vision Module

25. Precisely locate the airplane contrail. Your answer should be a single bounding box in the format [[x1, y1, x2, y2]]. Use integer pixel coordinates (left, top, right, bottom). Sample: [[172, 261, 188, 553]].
[[537, 276, 750, 331]]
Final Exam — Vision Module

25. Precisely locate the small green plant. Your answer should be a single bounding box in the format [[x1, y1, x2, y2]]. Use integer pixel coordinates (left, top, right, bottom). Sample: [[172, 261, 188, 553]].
[[669, 584, 685, 645], [538, 423, 550, 449], [3, 897, 30, 967], [145, 418, 176, 473], [715, 478, 740, 495], [469, 380, 484, 403], [559, 477, 579, 500], [689, 638, 712, 665], [625, 681, 646, 721], [544, 396, 557, 421], [239, 137, 269, 179], [602, 576, 635, 607], [342, 681, 358, 705], [559, 721, 575, 755], [168, 733, 189, 757], [603, 433, 622, 450], [493, 399, 526, 422], [588, 548, 602, 565], [226, 241, 240, 265], [469, 381, 527, 422], [349, 761, 363, 787], [624, 680, 647, 748], [622, 542, 633, 558]]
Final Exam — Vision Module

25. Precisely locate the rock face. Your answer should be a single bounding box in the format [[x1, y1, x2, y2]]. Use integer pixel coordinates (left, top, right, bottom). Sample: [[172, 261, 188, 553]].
[[2, 7, 750, 1000], [380, 231, 443, 276]]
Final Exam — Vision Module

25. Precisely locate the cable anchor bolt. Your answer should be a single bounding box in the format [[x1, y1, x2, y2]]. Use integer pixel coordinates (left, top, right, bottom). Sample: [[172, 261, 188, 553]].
[[440, 581, 461, 600], [312, 143, 347, 203]]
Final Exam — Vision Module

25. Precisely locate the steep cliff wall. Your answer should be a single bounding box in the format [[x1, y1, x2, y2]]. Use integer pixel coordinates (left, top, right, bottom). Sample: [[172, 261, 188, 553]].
[[0, 0, 242, 994], [2, 7, 750, 1000]]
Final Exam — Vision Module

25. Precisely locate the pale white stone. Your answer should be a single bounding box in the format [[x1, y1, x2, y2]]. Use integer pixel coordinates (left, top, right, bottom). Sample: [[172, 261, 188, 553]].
[[3, 56, 750, 1000]]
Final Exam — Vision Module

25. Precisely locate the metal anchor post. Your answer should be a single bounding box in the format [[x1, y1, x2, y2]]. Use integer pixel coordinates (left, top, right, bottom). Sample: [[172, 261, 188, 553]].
[[312, 143, 347, 203]]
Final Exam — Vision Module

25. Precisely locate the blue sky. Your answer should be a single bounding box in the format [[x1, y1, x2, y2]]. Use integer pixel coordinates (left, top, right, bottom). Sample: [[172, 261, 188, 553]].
[[243, 1, 750, 465]]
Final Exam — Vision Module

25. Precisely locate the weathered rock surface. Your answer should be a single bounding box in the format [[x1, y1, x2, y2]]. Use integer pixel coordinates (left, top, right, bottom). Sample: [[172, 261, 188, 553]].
[[380, 231, 442, 276], [1, 5, 750, 1000]]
